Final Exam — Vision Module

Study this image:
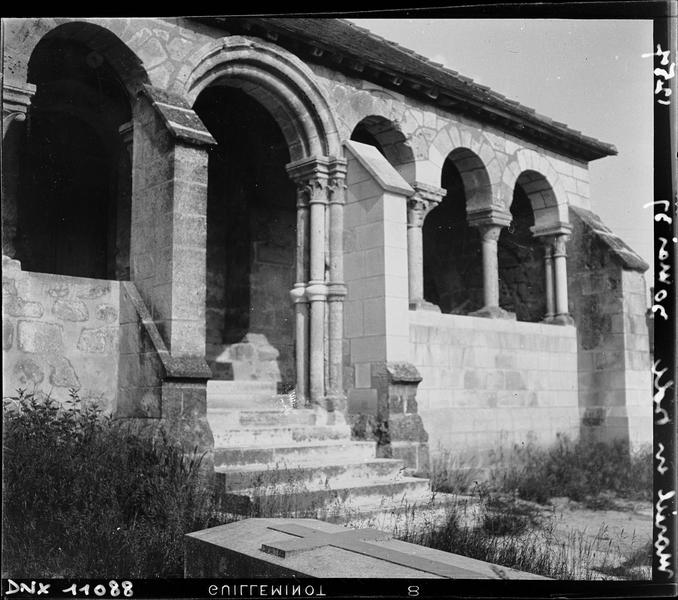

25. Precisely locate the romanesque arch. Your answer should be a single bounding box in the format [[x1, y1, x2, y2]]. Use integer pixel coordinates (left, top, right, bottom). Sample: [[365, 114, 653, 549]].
[[499, 164, 573, 324], [13, 22, 148, 280], [423, 147, 493, 314], [183, 36, 346, 412], [184, 36, 341, 161]]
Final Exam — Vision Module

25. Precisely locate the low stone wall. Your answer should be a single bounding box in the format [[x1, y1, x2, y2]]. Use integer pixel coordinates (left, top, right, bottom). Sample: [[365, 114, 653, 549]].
[[2, 257, 120, 411], [409, 310, 579, 468]]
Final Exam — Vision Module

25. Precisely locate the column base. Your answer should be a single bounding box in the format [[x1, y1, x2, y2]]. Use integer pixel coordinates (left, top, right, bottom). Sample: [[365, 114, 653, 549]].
[[542, 315, 555, 324], [552, 313, 575, 326], [469, 305, 516, 320], [409, 298, 441, 312]]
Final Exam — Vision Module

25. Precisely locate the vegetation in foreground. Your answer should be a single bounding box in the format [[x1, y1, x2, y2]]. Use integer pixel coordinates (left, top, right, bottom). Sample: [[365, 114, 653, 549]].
[[2, 392, 652, 579], [2, 390, 217, 578]]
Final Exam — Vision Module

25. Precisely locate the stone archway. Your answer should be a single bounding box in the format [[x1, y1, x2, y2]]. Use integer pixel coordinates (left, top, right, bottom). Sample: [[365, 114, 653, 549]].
[[185, 36, 346, 413], [13, 22, 146, 280]]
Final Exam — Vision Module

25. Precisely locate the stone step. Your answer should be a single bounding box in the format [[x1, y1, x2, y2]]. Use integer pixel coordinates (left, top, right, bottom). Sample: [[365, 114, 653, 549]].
[[334, 492, 482, 532], [212, 424, 351, 447], [215, 457, 406, 492], [207, 380, 278, 395], [208, 393, 296, 411], [219, 477, 432, 518], [206, 408, 317, 429], [214, 440, 377, 468]]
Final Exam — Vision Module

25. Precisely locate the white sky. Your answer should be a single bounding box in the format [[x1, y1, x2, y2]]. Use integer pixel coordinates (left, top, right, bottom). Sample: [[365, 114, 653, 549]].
[[349, 18, 654, 284]]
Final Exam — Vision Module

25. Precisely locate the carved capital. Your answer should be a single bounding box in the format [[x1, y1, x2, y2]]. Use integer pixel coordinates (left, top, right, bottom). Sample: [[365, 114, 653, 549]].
[[407, 181, 446, 227], [552, 234, 570, 257]]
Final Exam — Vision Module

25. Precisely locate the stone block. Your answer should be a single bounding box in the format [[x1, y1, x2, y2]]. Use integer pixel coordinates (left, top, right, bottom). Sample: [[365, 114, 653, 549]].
[[77, 326, 117, 354], [13, 357, 45, 386], [3, 294, 44, 318], [47, 355, 80, 389], [17, 321, 64, 354], [76, 281, 112, 300], [95, 304, 119, 323], [505, 370, 527, 390], [185, 518, 545, 579], [52, 298, 89, 322], [464, 370, 483, 389]]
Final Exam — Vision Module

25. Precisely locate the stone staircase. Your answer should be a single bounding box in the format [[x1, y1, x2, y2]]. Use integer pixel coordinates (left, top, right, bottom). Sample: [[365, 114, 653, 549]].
[[207, 380, 434, 523]]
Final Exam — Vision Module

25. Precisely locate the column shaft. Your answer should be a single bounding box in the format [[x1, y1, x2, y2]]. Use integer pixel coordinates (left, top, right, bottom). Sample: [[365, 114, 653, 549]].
[[544, 242, 555, 320], [480, 226, 501, 307], [291, 191, 310, 406], [327, 162, 347, 405], [553, 234, 572, 323], [308, 183, 328, 404]]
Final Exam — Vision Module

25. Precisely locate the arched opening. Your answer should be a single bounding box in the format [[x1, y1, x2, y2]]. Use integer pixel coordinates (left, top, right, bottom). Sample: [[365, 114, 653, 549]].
[[497, 173, 548, 322], [17, 31, 132, 280], [194, 85, 297, 389], [423, 149, 487, 314], [350, 116, 414, 182]]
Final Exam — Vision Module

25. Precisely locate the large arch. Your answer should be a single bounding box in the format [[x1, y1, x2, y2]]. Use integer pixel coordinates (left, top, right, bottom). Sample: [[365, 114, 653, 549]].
[[13, 22, 150, 279], [183, 36, 342, 162], [5, 19, 148, 97], [184, 36, 346, 409], [423, 147, 491, 314]]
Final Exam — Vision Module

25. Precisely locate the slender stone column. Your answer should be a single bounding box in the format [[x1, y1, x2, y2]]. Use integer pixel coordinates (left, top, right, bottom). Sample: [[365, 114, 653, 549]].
[[407, 182, 446, 311], [326, 159, 348, 413], [542, 239, 556, 322], [287, 157, 332, 409], [467, 209, 515, 319], [308, 180, 328, 405], [290, 185, 310, 407], [552, 233, 574, 325]]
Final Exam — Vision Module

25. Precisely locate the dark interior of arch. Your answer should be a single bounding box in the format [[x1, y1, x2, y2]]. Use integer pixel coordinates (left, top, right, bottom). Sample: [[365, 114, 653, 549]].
[[423, 157, 483, 314], [350, 121, 386, 156], [17, 36, 132, 279], [194, 85, 296, 388], [497, 184, 546, 322]]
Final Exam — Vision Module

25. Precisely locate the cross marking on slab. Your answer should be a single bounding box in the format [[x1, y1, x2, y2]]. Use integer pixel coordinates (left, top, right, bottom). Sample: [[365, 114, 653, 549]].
[[261, 522, 488, 579]]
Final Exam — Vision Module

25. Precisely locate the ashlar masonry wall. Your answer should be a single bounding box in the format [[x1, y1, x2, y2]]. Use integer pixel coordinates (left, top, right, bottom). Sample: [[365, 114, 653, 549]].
[[2, 257, 120, 410], [410, 310, 579, 467]]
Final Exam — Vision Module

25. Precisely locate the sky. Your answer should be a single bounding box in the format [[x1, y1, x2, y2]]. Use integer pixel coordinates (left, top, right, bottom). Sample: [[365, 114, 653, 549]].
[[348, 18, 654, 285]]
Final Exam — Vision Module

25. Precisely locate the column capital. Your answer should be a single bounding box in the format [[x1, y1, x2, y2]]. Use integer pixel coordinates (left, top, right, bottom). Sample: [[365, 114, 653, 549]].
[[411, 181, 447, 204], [552, 233, 570, 257], [2, 80, 36, 115], [286, 155, 332, 183], [407, 182, 446, 227]]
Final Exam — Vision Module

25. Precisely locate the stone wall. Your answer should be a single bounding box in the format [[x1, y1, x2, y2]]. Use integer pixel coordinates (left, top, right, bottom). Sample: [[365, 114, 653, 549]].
[[568, 206, 651, 448], [2, 256, 120, 411], [410, 310, 579, 468]]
